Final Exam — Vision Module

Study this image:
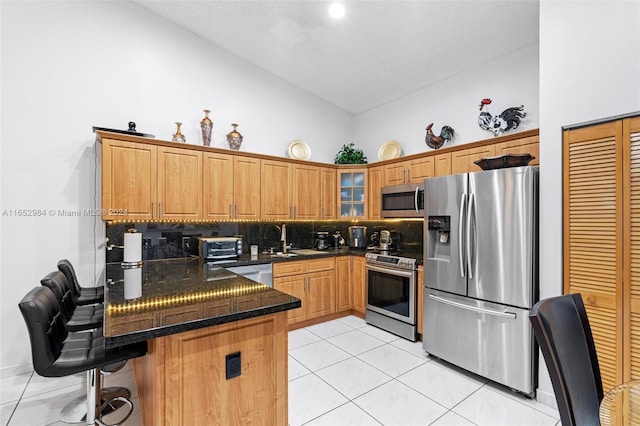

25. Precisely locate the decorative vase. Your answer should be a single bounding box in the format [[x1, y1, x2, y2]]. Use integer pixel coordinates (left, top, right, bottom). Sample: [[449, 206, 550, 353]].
[[226, 123, 243, 150], [200, 110, 213, 146], [172, 122, 186, 143]]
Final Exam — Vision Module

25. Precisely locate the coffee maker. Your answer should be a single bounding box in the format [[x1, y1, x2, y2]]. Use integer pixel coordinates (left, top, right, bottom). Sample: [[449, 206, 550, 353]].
[[348, 226, 367, 249], [314, 232, 329, 250]]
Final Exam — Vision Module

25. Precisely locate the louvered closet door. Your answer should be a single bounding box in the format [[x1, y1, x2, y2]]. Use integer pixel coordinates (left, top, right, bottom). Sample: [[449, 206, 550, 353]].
[[625, 116, 640, 382], [563, 121, 623, 392]]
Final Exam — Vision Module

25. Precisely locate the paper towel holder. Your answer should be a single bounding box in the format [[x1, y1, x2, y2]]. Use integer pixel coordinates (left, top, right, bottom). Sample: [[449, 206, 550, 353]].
[[122, 229, 143, 268]]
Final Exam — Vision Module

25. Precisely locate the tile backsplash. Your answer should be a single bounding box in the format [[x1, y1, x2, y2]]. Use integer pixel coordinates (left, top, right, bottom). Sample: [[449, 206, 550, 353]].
[[106, 220, 423, 262]]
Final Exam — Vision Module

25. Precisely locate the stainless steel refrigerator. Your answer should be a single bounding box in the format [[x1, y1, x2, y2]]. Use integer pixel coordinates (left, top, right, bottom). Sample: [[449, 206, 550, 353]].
[[423, 166, 538, 395]]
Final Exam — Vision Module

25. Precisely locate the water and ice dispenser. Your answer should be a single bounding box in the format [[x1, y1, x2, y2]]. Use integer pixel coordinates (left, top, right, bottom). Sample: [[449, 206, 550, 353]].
[[427, 216, 450, 260]]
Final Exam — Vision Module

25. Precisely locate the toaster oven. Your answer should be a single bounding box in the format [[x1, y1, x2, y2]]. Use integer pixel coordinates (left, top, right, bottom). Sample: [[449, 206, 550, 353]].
[[198, 237, 243, 260]]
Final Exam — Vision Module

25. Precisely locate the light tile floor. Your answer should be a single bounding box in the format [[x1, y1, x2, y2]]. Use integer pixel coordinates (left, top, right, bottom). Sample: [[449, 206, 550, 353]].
[[1, 315, 560, 426]]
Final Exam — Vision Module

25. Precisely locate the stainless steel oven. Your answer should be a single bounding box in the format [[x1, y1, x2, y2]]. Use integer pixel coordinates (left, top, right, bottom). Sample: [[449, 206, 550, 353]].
[[365, 253, 418, 341]]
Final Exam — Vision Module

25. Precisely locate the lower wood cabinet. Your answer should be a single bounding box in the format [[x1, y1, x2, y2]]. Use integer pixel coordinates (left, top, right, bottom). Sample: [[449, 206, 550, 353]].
[[273, 258, 335, 325], [335, 257, 352, 312], [352, 257, 366, 314]]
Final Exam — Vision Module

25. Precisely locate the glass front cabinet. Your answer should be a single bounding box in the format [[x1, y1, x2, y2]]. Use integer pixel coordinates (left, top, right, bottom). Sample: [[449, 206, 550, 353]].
[[339, 169, 367, 218]]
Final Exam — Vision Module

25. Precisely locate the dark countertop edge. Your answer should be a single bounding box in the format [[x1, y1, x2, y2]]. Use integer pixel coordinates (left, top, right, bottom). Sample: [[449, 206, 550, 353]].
[[104, 298, 301, 348]]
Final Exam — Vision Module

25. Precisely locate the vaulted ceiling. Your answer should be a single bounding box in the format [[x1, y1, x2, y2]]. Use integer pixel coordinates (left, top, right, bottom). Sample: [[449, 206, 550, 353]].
[[135, 1, 539, 115]]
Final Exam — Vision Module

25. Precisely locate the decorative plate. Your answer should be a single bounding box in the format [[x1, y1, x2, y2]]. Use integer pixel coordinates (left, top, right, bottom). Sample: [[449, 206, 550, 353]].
[[378, 140, 403, 161], [288, 140, 311, 160]]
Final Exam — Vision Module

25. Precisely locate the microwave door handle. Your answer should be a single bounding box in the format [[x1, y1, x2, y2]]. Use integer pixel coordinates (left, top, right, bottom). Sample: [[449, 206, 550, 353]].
[[459, 193, 467, 278], [414, 187, 420, 213]]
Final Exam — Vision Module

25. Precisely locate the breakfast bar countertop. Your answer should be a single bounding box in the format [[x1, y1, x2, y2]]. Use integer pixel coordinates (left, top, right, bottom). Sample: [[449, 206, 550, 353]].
[[103, 258, 301, 347]]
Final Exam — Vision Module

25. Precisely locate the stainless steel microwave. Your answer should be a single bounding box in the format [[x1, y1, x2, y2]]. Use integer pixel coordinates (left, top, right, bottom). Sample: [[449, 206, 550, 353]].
[[381, 183, 424, 218], [198, 237, 243, 260]]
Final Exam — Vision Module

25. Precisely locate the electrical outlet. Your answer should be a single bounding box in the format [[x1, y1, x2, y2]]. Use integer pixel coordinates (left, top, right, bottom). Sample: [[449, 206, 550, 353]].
[[226, 352, 241, 380], [182, 236, 191, 256]]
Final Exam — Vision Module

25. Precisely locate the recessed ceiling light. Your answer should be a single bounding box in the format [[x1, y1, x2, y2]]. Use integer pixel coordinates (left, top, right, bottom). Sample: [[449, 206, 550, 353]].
[[328, 3, 345, 19]]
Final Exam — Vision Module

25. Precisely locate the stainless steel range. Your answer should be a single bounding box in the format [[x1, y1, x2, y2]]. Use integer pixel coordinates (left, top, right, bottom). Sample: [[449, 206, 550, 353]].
[[365, 252, 418, 341]]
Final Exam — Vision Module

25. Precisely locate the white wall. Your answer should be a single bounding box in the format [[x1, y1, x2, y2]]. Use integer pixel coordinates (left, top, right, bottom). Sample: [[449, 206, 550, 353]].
[[537, 0, 640, 407], [0, 0, 353, 375], [353, 43, 540, 161]]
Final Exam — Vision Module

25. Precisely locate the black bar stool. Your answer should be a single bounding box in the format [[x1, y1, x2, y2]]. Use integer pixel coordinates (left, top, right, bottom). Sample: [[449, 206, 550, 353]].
[[19, 286, 147, 425], [58, 259, 104, 305]]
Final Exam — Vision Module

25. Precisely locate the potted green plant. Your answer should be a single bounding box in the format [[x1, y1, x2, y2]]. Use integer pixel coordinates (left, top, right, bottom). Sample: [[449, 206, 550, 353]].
[[334, 143, 368, 164]]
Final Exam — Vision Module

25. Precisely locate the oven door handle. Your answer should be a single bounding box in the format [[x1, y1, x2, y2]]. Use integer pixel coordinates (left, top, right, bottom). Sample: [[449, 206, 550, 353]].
[[428, 294, 517, 319], [365, 263, 416, 278]]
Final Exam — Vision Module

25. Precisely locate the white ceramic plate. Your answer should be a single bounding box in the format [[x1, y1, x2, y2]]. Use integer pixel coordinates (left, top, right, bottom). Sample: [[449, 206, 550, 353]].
[[288, 140, 311, 160], [378, 140, 402, 161]]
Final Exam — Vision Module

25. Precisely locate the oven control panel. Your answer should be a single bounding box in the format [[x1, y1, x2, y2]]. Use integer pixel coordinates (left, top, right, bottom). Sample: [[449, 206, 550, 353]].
[[365, 253, 417, 270]]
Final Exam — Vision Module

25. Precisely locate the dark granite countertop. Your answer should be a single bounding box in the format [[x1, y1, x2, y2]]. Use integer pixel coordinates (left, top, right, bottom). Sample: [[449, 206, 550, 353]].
[[103, 258, 301, 347]]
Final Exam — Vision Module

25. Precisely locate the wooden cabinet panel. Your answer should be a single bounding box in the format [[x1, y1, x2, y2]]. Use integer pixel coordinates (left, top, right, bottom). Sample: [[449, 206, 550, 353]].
[[339, 169, 367, 219], [368, 166, 384, 220], [434, 153, 452, 177], [306, 270, 335, 318], [335, 257, 351, 312], [273, 275, 306, 324], [320, 168, 337, 219], [352, 257, 366, 314], [407, 157, 435, 183], [494, 135, 540, 166], [451, 145, 496, 174], [203, 152, 235, 219], [157, 147, 202, 220], [261, 159, 292, 220], [293, 164, 321, 219], [563, 120, 623, 392], [384, 163, 407, 186], [102, 138, 157, 220], [233, 156, 261, 220]]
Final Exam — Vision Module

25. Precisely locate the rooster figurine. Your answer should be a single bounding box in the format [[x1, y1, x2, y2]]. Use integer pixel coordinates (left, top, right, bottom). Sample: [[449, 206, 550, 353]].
[[425, 123, 455, 149], [478, 98, 526, 137]]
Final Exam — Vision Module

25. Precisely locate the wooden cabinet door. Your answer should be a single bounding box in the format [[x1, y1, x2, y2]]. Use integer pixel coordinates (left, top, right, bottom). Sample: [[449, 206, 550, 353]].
[[494, 135, 540, 166], [563, 120, 623, 392], [306, 271, 335, 319], [320, 168, 337, 220], [434, 153, 452, 177], [293, 164, 321, 220], [384, 162, 407, 185], [157, 147, 202, 220], [451, 145, 496, 174], [624, 117, 640, 383], [203, 152, 234, 219], [368, 166, 384, 220], [261, 160, 292, 220], [407, 157, 435, 183], [233, 156, 261, 220], [338, 169, 367, 218], [102, 138, 157, 220], [352, 256, 366, 314], [335, 257, 351, 312], [274, 275, 306, 324]]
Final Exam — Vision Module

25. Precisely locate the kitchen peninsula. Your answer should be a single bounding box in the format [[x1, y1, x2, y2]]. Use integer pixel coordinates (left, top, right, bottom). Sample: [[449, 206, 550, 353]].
[[103, 258, 300, 425]]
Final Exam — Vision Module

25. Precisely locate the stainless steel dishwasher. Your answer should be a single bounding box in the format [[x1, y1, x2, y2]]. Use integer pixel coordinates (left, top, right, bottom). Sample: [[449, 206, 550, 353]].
[[225, 264, 273, 287]]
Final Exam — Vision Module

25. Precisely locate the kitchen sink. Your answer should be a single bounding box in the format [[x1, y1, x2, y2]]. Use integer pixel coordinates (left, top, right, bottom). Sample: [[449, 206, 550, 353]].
[[290, 249, 331, 256], [270, 252, 298, 258]]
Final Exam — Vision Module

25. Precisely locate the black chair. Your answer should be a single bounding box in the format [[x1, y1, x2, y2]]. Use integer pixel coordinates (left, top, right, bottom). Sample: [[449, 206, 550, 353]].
[[40, 270, 103, 331], [58, 259, 104, 305], [19, 286, 147, 425], [529, 293, 604, 426]]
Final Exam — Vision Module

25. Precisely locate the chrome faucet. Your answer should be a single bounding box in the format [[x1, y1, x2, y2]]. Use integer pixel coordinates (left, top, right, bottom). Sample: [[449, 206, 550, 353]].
[[281, 224, 288, 253]]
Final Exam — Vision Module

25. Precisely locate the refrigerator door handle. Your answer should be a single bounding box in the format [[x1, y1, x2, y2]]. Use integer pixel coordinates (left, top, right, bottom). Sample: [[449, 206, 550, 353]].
[[467, 193, 477, 279], [428, 294, 517, 319], [458, 193, 467, 278]]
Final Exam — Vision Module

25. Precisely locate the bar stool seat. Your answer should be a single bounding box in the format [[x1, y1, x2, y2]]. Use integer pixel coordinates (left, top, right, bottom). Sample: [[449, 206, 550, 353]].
[[19, 286, 147, 425], [58, 259, 104, 306]]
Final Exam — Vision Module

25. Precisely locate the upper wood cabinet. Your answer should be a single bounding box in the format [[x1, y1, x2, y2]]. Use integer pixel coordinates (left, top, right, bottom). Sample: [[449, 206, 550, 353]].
[[320, 168, 337, 220], [338, 169, 367, 218], [368, 166, 385, 220], [563, 115, 640, 392], [261, 159, 322, 220], [451, 145, 496, 174], [203, 153, 260, 220], [384, 158, 435, 185], [101, 138, 201, 220], [494, 134, 540, 166], [434, 152, 452, 177]]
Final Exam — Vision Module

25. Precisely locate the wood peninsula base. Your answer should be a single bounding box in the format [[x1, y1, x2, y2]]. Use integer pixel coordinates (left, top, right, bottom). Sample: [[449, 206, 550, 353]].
[[132, 312, 288, 425]]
